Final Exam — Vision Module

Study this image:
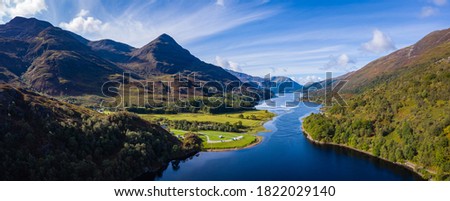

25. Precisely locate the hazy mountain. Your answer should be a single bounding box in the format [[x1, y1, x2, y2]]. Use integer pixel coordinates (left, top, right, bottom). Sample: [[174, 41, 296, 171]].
[[224, 69, 264, 83], [224, 69, 303, 93]]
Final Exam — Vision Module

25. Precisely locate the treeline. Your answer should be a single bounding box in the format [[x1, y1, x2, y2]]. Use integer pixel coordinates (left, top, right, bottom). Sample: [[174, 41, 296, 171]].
[[156, 118, 246, 132], [124, 94, 261, 115], [303, 47, 450, 180]]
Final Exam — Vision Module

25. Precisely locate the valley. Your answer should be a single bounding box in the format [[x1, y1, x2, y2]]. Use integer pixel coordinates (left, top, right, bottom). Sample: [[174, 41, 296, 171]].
[[0, 15, 449, 181]]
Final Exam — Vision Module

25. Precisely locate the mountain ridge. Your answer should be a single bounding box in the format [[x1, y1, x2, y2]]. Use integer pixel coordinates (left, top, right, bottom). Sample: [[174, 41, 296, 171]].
[[0, 17, 240, 97]]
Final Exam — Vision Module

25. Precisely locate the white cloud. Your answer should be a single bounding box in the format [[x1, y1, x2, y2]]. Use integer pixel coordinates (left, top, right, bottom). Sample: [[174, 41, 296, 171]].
[[322, 54, 356, 71], [419, 0, 446, 18], [62, 1, 277, 47], [216, 0, 225, 6], [292, 76, 323, 85], [431, 0, 447, 6], [420, 6, 438, 17], [215, 56, 242, 72], [59, 9, 108, 34], [0, 0, 47, 22], [361, 29, 396, 54]]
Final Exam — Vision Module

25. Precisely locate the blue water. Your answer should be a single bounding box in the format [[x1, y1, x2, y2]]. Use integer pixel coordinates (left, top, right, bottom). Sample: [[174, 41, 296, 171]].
[[155, 94, 422, 181]]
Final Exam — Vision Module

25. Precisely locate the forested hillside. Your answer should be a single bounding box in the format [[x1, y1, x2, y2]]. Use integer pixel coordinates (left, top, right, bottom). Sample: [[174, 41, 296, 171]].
[[0, 84, 202, 180], [303, 29, 450, 180]]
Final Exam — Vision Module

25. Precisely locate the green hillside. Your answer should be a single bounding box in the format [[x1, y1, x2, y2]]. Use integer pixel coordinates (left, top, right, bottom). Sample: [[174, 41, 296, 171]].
[[303, 29, 450, 180], [0, 84, 202, 180]]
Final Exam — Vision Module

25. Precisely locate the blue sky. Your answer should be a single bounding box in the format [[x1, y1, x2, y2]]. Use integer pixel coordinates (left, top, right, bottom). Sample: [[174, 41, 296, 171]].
[[1, 0, 449, 83]]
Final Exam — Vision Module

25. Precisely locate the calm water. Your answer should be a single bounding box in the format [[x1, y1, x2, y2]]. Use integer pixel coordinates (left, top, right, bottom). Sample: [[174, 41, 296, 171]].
[[155, 94, 422, 181]]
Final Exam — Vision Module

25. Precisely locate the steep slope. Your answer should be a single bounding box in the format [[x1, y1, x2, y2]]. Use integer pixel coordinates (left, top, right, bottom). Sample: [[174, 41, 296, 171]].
[[343, 27, 450, 93], [0, 17, 124, 96], [127, 34, 238, 83], [0, 84, 201, 180], [303, 28, 450, 180]]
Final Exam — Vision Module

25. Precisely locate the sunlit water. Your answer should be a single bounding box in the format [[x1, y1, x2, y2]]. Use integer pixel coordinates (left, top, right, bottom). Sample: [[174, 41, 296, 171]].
[[153, 93, 422, 181]]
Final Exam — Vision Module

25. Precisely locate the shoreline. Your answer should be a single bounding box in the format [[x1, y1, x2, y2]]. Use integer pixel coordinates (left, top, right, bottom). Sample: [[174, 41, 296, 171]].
[[204, 135, 263, 152], [204, 110, 277, 152], [300, 124, 428, 180]]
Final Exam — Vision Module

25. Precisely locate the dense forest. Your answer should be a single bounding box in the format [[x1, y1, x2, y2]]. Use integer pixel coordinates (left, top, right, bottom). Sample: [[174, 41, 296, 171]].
[[303, 33, 450, 180], [156, 117, 247, 132], [0, 85, 202, 180], [125, 93, 262, 115]]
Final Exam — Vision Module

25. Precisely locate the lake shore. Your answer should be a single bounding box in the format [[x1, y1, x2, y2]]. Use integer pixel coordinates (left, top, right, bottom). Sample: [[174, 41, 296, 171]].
[[205, 135, 263, 152], [300, 124, 428, 180], [204, 112, 276, 152]]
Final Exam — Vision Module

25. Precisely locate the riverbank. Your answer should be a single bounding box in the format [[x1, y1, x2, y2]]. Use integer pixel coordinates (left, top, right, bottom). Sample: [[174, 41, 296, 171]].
[[301, 124, 428, 180]]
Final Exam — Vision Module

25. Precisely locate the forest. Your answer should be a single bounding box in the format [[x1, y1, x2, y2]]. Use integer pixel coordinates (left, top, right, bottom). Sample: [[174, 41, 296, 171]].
[[0, 85, 202, 180]]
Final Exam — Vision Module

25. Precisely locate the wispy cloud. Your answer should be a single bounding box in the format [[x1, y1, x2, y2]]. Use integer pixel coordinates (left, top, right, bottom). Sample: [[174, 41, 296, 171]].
[[0, 0, 47, 23], [361, 29, 396, 54], [420, 0, 447, 18], [56, 1, 278, 47], [420, 6, 439, 18], [216, 0, 225, 7], [431, 0, 447, 6]]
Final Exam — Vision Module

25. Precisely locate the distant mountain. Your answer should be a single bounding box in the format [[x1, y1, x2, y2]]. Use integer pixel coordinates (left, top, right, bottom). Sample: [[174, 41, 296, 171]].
[[0, 17, 239, 97], [303, 28, 450, 180], [224, 69, 303, 93], [224, 69, 264, 83], [0, 84, 201, 180]]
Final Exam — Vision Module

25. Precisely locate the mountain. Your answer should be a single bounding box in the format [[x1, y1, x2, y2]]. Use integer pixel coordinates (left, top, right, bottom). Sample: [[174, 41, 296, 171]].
[[303, 28, 450, 180], [126, 34, 238, 83], [88, 39, 136, 63], [269, 76, 303, 93], [0, 17, 124, 96], [224, 69, 303, 93], [0, 16, 53, 40], [224, 69, 264, 83], [341, 27, 450, 93], [0, 84, 201, 180], [0, 17, 240, 98]]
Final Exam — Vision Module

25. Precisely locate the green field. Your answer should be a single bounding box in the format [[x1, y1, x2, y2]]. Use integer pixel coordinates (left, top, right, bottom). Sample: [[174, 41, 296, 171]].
[[139, 110, 274, 150], [170, 129, 258, 149]]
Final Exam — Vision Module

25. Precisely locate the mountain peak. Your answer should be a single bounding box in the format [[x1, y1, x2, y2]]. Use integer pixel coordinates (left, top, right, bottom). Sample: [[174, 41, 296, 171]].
[[132, 33, 187, 59], [155, 33, 176, 42], [7, 16, 53, 28], [149, 33, 180, 47], [0, 17, 54, 39]]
